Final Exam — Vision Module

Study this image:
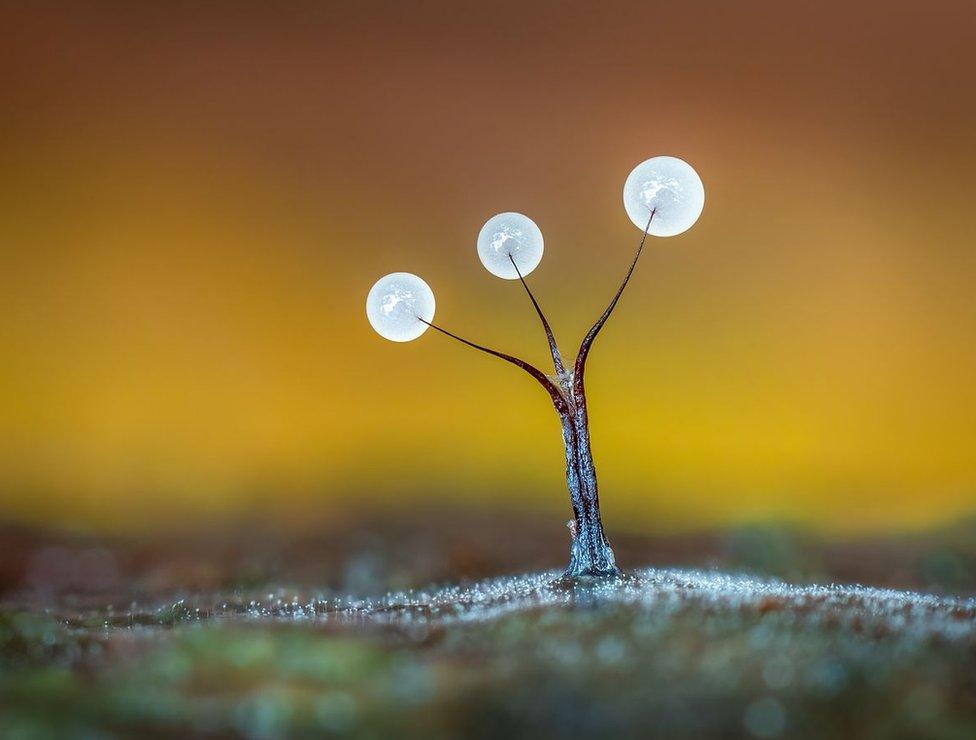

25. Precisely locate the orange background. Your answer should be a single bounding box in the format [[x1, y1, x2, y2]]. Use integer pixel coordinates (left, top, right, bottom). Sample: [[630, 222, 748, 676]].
[[2, 2, 975, 533]]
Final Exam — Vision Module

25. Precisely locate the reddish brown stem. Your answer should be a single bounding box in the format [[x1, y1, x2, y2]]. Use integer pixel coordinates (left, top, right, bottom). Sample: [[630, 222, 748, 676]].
[[508, 254, 566, 377], [418, 318, 568, 414], [572, 209, 655, 405]]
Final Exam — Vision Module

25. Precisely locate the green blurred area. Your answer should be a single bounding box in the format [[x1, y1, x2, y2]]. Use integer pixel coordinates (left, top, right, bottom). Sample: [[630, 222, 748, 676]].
[[3, 591, 976, 739], [2, 514, 976, 738]]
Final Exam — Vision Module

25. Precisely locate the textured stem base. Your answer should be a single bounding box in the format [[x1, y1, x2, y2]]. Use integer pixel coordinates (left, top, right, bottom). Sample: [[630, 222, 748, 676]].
[[566, 526, 618, 577], [561, 411, 619, 578]]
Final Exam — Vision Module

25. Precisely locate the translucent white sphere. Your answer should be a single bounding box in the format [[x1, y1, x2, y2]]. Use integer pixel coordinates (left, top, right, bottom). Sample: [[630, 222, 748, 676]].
[[366, 272, 435, 342], [623, 156, 705, 237], [477, 212, 544, 279]]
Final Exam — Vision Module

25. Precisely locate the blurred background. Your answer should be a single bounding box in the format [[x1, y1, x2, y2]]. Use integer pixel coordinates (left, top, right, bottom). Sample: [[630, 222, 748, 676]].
[[2, 1, 975, 550]]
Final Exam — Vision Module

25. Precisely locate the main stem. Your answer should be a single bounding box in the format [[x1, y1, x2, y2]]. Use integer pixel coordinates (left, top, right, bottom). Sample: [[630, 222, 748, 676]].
[[426, 209, 655, 578], [560, 390, 618, 577]]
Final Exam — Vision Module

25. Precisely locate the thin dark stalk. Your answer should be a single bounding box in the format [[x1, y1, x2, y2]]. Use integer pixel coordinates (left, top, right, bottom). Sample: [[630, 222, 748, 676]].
[[508, 254, 566, 377], [418, 317, 568, 414], [572, 209, 655, 403]]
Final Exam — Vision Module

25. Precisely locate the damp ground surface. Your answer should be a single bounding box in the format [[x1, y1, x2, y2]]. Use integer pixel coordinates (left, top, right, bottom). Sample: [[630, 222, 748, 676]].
[[3, 512, 976, 738]]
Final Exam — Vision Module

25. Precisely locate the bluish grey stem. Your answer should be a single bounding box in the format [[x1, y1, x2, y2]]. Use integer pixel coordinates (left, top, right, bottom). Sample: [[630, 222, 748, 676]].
[[561, 405, 618, 577]]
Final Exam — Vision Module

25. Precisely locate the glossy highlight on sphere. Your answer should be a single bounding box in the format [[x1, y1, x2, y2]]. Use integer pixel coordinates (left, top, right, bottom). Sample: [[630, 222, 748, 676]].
[[366, 272, 435, 342], [477, 212, 544, 279], [623, 156, 705, 237]]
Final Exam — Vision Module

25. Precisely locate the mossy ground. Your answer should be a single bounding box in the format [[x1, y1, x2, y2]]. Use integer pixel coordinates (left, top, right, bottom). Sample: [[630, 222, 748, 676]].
[[2, 514, 976, 738]]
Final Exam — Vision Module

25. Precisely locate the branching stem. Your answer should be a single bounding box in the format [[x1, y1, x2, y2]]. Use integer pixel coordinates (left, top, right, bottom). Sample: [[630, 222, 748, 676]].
[[420, 210, 655, 577]]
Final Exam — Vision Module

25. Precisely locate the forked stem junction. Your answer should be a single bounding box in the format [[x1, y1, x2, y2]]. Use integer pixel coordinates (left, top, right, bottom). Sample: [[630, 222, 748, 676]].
[[424, 210, 656, 577]]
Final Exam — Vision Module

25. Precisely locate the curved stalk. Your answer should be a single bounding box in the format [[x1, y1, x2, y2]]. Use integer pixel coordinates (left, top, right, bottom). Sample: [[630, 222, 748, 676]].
[[572, 209, 655, 405], [508, 255, 566, 377], [418, 318, 568, 415]]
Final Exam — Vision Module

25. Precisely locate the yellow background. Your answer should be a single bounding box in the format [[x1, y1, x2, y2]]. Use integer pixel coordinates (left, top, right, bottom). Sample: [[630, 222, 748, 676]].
[[2, 2, 975, 533]]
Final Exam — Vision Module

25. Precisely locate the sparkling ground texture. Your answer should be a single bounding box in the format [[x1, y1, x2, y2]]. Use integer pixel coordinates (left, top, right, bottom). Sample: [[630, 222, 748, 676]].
[[3, 513, 976, 738]]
